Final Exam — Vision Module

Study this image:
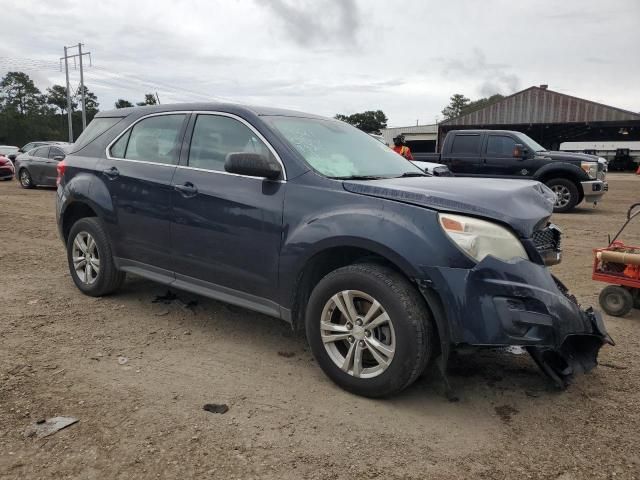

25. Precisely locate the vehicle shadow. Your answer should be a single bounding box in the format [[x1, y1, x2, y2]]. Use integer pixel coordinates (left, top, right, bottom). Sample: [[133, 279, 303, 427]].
[[119, 276, 569, 407]]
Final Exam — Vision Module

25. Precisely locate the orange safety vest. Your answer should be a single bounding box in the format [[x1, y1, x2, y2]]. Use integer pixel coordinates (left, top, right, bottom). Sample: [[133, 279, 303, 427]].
[[393, 145, 411, 158]]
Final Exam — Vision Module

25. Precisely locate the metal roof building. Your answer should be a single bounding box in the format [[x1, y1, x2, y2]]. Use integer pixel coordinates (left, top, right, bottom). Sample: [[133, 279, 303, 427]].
[[381, 123, 437, 152], [439, 85, 640, 153]]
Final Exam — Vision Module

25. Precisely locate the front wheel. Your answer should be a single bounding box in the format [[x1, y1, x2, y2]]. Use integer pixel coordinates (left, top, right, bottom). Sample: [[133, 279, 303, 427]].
[[546, 178, 579, 213], [305, 263, 434, 397], [66, 217, 125, 296]]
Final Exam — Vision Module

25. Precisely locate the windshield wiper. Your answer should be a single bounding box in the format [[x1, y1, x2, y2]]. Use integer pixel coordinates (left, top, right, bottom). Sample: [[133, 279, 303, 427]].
[[330, 175, 388, 180], [395, 172, 429, 178]]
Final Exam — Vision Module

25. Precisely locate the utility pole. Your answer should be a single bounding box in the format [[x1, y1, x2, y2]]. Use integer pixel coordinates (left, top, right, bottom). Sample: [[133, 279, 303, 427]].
[[63, 46, 73, 143], [60, 43, 92, 141], [78, 43, 87, 130]]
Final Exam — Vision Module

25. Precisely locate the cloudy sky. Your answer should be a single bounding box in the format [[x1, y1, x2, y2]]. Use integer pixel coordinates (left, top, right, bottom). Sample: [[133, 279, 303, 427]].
[[1, 0, 639, 126]]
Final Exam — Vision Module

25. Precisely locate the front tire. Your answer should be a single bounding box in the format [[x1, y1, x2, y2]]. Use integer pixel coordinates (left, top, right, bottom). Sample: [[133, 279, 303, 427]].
[[599, 285, 633, 317], [66, 217, 125, 296], [19, 168, 34, 189], [305, 263, 433, 397], [546, 178, 579, 213]]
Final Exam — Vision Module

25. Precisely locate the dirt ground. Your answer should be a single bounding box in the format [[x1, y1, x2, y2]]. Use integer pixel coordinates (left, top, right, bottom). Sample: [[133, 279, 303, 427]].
[[1, 174, 639, 480]]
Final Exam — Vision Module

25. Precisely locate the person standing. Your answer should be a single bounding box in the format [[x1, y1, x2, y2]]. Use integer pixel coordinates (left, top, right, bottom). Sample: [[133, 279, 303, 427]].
[[392, 135, 413, 160]]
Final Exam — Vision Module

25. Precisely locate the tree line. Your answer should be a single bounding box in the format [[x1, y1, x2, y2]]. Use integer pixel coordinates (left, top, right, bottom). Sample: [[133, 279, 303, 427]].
[[0, 71, 158, 146], [333, 93, 504, 134], [1, 70, 504, 146]]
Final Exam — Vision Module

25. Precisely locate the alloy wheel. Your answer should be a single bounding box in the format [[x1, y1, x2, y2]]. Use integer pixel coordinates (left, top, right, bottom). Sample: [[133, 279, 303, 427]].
[[551, 184, 571, 208], [20, 169, 31, 187], [71, 231, 100, 284], [320, 290, 396, 379]]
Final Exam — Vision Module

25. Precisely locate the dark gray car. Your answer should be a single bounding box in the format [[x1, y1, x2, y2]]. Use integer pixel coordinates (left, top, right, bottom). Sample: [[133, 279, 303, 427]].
[[15, 145, 68, 188]]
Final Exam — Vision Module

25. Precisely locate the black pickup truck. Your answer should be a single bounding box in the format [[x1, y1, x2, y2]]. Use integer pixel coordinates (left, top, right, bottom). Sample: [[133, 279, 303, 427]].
[[415, 130, 608, 213]]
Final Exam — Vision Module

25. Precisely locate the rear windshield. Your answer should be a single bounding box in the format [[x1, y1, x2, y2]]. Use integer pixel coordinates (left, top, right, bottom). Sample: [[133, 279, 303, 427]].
[[71, 117, 123, 151]]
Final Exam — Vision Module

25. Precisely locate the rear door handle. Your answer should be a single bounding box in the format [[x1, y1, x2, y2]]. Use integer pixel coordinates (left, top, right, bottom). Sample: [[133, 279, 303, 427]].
[[174, 182, 198, 197], [102, 166, 120, 180]]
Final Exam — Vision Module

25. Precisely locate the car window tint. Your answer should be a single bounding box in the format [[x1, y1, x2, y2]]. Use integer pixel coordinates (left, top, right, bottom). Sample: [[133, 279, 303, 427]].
[[73, 117, 122, 151], [487, 135, 517, 156], [123, 114, 186, 165], [450, 135, 481, 154], [49, 147, 65, 159], [32, 146, 49, 158], [110, 130, 131, 158], [188, 115, 273, 171]]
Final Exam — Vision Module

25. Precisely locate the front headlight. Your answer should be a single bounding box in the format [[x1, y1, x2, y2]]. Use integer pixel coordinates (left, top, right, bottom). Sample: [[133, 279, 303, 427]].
[[439, 213, 527, 263], [580, 161, 597, 179]]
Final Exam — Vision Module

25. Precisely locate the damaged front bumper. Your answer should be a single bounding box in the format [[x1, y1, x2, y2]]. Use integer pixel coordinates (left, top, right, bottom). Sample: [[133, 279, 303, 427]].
[[421, 256, 614, 388]]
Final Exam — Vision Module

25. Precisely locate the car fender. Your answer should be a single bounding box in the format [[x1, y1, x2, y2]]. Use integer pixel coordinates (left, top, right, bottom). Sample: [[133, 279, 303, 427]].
[[278, 194, 471, 310], [60, 170, 114, 225], [533, 162, 589, 185]]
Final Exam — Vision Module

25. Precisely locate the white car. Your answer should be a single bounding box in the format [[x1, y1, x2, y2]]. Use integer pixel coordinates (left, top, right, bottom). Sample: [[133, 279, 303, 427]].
[[411, 160, 453, 176]]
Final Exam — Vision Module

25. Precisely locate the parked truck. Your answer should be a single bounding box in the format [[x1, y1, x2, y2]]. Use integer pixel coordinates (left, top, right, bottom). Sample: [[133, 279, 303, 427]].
[[415, 130, 608, 213]]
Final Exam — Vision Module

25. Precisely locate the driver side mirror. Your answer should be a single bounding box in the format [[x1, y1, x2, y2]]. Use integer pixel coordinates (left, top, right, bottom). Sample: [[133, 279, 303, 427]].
[[225, 152, 282, 180], [512, 143, 528, 158]]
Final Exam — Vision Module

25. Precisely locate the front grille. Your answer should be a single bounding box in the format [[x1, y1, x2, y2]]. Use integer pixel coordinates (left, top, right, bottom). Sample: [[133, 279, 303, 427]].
[[532, 225, 561, 251], [531, 225, 562, 266]]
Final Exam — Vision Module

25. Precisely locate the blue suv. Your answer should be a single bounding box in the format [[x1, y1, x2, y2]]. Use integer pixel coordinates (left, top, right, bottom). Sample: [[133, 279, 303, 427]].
[[56, 104, 612, 397]]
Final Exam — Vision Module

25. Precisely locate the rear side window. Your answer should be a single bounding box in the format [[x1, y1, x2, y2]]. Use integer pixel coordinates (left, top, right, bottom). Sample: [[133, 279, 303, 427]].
[[487, 135, 517, 156], [450, 134, 481, 154], [110, 114, 186, 165], [32, 146, 49, 157], [49, 147, 65, 159], [73, 117, 122, 150], [188, 114, 273, 171]]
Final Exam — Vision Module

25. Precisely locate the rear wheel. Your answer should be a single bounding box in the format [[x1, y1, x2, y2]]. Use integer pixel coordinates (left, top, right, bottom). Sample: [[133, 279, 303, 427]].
[[546, 178, 579, 213], [305, 263, 433, 397], [599, 285, 633, 317], [67, 217, 125, 296], [19, 168, 34, 189]]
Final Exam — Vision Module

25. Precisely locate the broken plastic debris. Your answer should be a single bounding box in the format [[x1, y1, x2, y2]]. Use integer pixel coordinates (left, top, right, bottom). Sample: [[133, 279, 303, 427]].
[[117, 356, 129, 365], [504, 346, 526, 355], [203, 404, 229, 414], [24, 416, 78, 438]]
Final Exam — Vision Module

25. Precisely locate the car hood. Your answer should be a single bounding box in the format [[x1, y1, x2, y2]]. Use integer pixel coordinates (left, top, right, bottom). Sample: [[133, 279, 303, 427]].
[[342, 177, 556, 237], [539, 150, 600, 163]]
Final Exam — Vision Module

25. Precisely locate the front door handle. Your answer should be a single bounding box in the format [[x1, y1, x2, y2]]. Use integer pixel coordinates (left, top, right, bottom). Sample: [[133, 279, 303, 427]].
[[102, 166, 120, 180], [174, 182, 198, 197]]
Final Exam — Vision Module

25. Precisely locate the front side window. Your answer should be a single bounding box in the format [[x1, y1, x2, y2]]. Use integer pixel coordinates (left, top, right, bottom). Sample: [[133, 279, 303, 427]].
[[110, 114, 186, 165], [32, 146, 49, 158], [514, 132, 547, 152], [265, 116, 422, 178], [487, 135, 517, 156], [188, 114, 274, 172]]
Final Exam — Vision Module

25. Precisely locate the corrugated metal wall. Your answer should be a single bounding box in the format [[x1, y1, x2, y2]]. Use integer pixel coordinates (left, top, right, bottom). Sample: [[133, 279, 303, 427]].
[[442, 87, 640, 126]]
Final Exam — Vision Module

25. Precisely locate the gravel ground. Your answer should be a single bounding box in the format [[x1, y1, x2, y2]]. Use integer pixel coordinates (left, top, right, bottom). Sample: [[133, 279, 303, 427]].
[[1, 174, 639, 479]]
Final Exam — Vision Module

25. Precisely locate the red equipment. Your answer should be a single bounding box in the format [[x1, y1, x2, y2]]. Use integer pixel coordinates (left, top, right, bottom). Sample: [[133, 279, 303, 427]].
[[593, 203, 640, 316]]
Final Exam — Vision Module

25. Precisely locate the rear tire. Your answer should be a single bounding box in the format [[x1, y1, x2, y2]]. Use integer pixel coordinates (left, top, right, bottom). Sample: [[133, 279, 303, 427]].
[[599, 285, 633, 317], [66, 217, 125, 296], [305, 263, 433, 397], [19, 168, 34, 189], [546, 178, 579, 213]]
